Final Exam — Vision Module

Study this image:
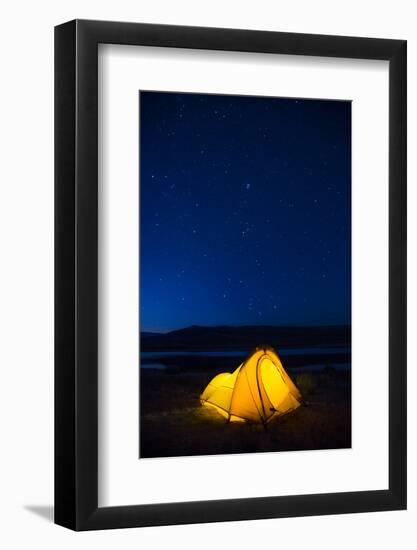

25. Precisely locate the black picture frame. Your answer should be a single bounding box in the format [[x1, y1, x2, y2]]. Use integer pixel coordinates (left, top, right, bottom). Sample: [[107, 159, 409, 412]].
[[55, 19, 407, 531]]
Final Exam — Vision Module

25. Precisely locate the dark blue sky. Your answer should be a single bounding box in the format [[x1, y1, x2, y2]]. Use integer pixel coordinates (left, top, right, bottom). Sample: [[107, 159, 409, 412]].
[[140, 92, 351, 333]]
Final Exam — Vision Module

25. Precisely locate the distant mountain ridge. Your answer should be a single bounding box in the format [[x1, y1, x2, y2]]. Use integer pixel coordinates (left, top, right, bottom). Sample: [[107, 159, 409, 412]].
[[141, 331, 162, 339], [140, 324, 351, 351]]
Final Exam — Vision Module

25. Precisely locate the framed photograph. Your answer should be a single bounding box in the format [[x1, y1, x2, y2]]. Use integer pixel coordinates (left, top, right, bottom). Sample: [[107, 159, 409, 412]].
[[55, 20, 406, 530]]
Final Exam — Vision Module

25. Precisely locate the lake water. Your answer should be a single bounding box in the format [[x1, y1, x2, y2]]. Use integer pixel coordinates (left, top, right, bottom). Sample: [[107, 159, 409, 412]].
[[141, 347, 351, 371]]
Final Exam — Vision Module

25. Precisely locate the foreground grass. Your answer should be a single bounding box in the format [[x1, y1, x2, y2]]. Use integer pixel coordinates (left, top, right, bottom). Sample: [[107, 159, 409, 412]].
[[140, 368, 351, 458]]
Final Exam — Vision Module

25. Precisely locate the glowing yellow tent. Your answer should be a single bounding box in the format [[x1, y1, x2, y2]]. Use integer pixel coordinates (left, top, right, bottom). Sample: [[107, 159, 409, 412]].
[[200, 347, 302, 424]]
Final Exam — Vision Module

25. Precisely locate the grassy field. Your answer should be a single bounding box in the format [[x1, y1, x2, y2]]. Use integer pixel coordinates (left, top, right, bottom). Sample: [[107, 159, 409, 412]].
[[140, 366, 351, 459]]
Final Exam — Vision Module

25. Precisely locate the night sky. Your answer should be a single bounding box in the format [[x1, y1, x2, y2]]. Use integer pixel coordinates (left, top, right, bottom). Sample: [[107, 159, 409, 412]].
[[140, 92, 351, 333]]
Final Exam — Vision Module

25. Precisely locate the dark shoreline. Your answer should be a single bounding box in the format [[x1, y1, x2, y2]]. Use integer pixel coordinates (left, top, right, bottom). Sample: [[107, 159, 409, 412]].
[[141, 351, 351, 372], [141, 324, 351, 352]]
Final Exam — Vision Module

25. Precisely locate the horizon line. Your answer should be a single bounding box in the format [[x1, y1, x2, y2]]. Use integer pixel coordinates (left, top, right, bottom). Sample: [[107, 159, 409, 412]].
[[141, 322, 352, 335]]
